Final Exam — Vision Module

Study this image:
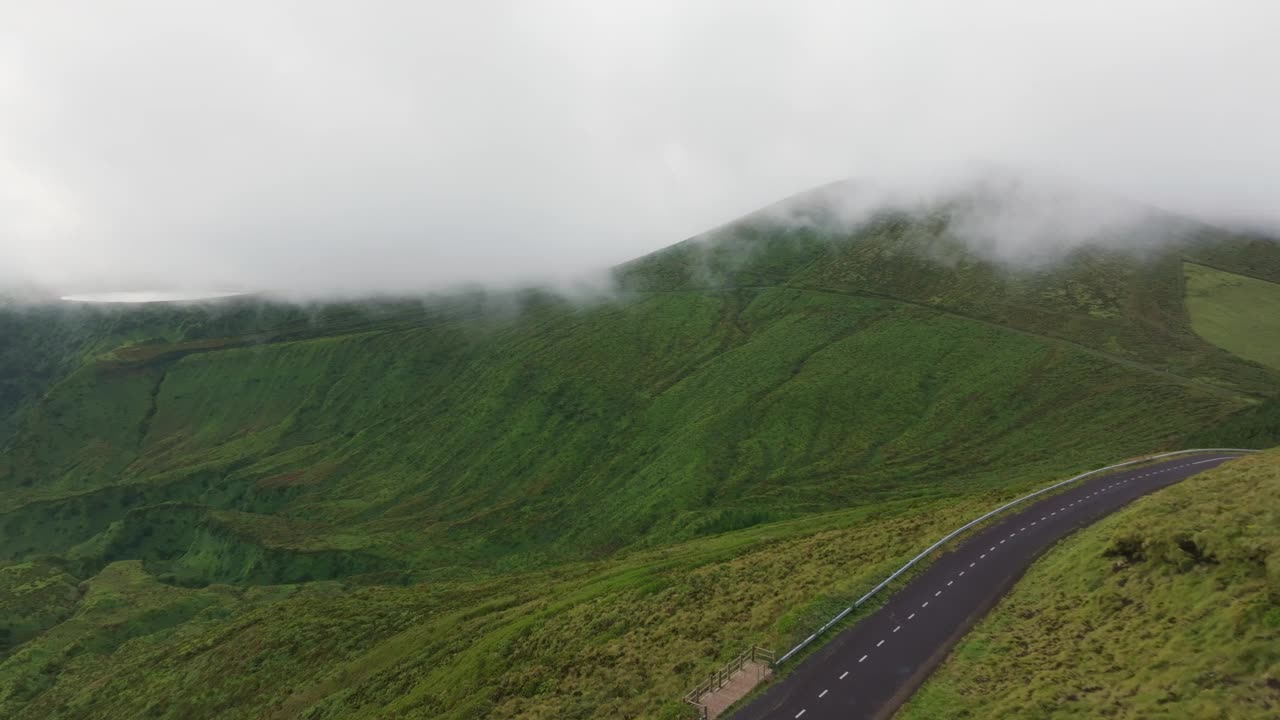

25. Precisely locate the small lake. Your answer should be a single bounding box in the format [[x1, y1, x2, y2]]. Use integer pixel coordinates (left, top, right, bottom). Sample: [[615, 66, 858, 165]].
[[60, 291, 248, 303]]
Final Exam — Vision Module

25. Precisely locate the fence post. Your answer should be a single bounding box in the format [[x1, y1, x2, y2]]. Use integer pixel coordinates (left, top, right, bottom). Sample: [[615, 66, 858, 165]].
[[682, 645, 777, 716]]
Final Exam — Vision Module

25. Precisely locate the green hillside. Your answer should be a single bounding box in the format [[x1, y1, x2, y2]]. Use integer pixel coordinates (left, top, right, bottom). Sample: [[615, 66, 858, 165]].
[[0, 299, 316, 448], [1184, 261, 1280, 371], [900, 449, 1280, 719], [1, 181, 1279, 717]]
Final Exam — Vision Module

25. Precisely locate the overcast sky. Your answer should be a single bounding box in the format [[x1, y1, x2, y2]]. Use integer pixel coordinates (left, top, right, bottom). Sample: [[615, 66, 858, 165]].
[[2, 1, 1278, 297]]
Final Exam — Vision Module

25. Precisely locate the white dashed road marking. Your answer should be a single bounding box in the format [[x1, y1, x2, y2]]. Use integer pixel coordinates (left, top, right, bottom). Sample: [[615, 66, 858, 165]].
[[761, 459, 1226, 720]]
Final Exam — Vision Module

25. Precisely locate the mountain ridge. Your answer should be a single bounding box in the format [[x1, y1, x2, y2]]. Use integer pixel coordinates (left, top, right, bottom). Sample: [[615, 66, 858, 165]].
[[0, 177, 1278, 718]]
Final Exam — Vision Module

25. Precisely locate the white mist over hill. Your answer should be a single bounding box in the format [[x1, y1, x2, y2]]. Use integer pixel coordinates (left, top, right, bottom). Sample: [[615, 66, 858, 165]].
[[2, 1, 1278, 298]]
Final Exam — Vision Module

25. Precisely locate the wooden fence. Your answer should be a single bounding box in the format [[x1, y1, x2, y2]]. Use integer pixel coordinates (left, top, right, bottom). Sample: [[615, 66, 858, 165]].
[[683, 645, 774, 719]]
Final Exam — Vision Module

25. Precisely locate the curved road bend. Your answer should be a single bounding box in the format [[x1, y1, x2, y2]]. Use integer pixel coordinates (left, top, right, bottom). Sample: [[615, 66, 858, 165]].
[[732, 453, 1240, 720]]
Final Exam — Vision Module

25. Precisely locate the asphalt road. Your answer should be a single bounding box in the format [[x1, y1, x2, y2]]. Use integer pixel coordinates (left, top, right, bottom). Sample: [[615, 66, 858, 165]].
[[732, 453, 1240, 720]]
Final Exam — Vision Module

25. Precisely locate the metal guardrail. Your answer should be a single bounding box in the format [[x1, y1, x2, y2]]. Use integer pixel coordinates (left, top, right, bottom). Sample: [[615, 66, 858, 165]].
[[684, 645, 775, 718], [772, 447, 1260, 666]]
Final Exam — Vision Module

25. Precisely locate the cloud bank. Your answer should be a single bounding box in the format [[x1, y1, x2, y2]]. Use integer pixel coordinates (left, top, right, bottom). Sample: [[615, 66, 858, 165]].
[[2, 1, 1278, 297]]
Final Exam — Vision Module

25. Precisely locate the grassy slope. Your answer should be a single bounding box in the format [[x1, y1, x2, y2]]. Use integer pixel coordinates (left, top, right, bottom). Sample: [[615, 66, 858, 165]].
[[900, 449, 1280, 720], [0, 298, 329, 450], [0, 287, 1248, 579], [0, 307, 118, 446], [1, 185, 1279, 717], [0, 493, 1006, 719], [1184, 261, 1280, 371]]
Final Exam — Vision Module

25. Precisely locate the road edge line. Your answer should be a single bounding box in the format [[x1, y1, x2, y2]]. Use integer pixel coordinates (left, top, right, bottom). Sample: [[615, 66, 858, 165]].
[[772, 447, 1259, 666]]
